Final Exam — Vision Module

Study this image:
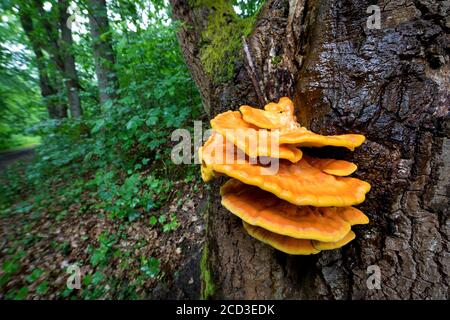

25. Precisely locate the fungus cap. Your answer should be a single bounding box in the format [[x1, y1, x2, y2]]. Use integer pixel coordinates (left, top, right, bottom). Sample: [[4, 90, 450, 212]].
[[200, 133, 371, 207], [243, 221, 320, 255], [211, 111, 302, 162], [303, 156, 358, 176], [243, 222, 357, 255], [221, 179, 368, 242], [312, 231, 356, 251], [240, 97, 296, 129], [213, 97, 366, 151]]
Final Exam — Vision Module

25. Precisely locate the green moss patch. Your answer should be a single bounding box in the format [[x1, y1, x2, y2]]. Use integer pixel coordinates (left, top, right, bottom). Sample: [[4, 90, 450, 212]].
[[195, 0, 261, 84]]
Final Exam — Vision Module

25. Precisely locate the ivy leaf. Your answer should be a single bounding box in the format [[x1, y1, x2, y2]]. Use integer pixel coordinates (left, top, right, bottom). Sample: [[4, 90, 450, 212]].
[[92, 272, 105, 285], [149, 216, 157, 225], [25, 268, 43, 283], [36, 281, 48, 295], [158, 215, 166, 224], [15, 287, 29, 300]]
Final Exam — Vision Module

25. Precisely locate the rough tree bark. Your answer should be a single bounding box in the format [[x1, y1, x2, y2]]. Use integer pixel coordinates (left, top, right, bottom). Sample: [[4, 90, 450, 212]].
[[58, 0, 83, 118], [171, 0, 449, 299], [86, 0, 118, 106]]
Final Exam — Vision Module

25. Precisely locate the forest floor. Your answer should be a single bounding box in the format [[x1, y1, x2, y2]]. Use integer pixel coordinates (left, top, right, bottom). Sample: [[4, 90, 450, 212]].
[[0, 147, 35, 172], [0, 172, 207, 299]]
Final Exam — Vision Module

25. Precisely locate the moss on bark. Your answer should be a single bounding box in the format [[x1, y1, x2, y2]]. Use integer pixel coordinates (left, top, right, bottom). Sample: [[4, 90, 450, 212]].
[[194, 0, 259, 83]]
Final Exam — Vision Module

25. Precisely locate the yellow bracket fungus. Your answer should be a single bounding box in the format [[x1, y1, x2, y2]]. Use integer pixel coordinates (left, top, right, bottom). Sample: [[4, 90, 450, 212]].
[[243, 221, 320, 255], [221, 179, 368, 242], [211, 111, 302, 162], [200, 132, 370, 207], [213, 97, 366, 151], [199, 97, 371, 255], [244, 222, 357, 255], [239, 97, 296, 129], [303, 156, 358, 176]]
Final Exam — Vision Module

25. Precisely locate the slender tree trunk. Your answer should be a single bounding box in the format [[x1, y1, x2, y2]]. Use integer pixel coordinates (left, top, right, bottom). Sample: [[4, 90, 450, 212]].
[[18, 4, 67, 119], [86, 0, 118, 106], [33, 0, 82, 118], [171, 0, 449, 299], [58, 0, 83, 118]]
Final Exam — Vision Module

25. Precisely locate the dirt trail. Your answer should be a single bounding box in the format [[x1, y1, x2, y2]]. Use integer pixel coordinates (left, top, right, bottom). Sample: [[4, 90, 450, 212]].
[[0, 147, 35, 172]]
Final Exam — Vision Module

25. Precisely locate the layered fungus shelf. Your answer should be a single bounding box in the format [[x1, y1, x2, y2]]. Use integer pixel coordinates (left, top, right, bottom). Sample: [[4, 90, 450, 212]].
[[199, 97, 371, 255]]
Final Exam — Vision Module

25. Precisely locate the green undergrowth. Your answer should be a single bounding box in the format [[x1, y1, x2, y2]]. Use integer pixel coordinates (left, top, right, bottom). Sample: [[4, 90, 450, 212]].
[[0, 135, 41, 152], [0, 21, 202, 299]]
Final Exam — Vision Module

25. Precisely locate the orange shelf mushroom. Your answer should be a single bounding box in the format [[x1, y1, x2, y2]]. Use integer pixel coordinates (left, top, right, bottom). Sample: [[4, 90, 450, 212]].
[[243, 221, 320, 255], [312, 231, 356, 251], [240, 97, 296, 129], [199, 97, 371, 255], [243, 222, 357, 255], [210, 111, 302, 162], [221, 179, 368, 242], [303, 156, 358, 176], [212, 100, 366, 151], [200, 132, 370, 207]]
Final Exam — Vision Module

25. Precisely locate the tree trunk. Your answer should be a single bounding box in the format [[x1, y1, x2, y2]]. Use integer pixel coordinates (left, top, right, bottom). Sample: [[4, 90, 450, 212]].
[[58, 0, 83, 118], [18, 3, 68, 119], [171, 0, 449, 299], [32, 0, 82, 118], [86, 0, 118, 106]]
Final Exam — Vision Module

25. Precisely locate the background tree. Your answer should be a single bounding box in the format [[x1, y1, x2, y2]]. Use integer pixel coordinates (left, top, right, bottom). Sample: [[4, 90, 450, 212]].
[[17, 0, 67, 119], [58, 0, 82, 118], [86, 0, 118, 106], [171, 0, 449, 299], [17, 0, 83, 119], [32, 0, 83, 118]]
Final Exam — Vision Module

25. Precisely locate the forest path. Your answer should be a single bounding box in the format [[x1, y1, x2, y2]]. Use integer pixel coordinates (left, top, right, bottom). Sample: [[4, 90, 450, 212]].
[[0, 147, 35, 172]]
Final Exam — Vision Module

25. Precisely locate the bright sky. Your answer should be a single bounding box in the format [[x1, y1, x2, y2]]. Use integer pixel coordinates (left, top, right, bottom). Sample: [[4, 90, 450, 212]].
[[43, 1, 52, 11], [233, 6, 242, 15], [65, 0, 171, 41]]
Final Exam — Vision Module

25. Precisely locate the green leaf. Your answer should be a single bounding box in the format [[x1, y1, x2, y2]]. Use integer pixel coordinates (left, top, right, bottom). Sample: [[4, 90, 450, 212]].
[[163, 220, 178, 233], [61, 287, 73, 298], [92, 272, 105, 285], [128, 210, 141, 222], [126, 116, 143, 131], [36, 281, 48, 295], [141, 257, 160, 278], [145, 115, 158, 126], [83, 274, 92, 286], [25, 268, 43, 283], [92, 119, 105, 133], [158, 215, 166, 224], [15, 287, 29, 300], [90, 249, 106, 266], [3, 260, 20, 274], [149, 216, 157, 225]]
